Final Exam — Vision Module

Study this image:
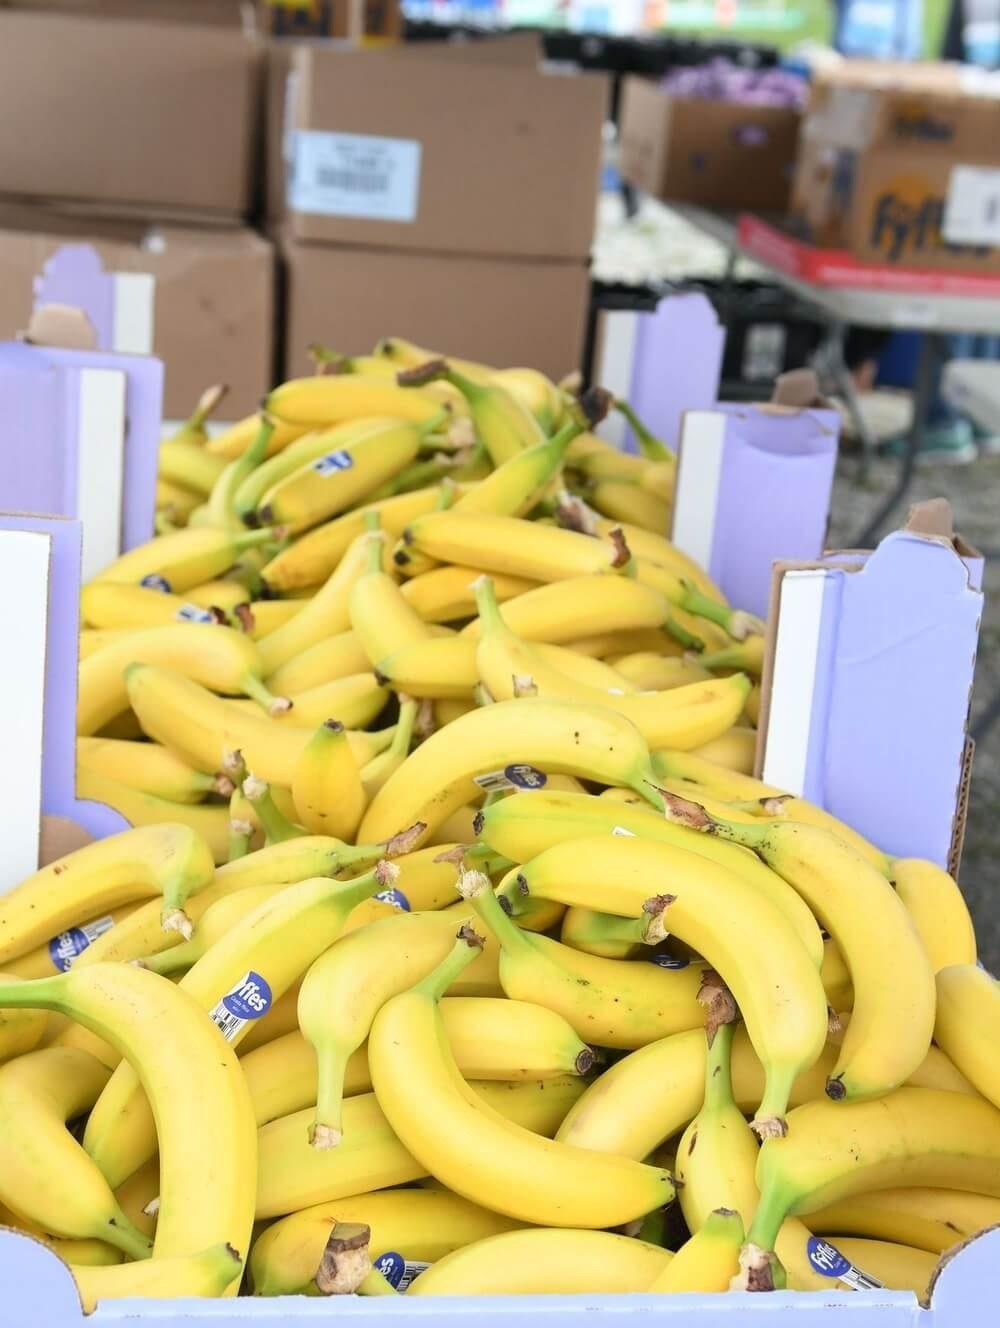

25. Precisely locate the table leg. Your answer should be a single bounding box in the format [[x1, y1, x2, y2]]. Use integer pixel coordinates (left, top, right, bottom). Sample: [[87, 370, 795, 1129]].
[[821, 322, 878, 486], [853, 333, 943, 548]]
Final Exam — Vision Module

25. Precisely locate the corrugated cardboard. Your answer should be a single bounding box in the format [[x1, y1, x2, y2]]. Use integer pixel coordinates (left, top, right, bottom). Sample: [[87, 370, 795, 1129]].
[[791, 60, 1000, 271], [281, 234, 589, 380], [0, 208, 274, 417], [0, 0, 253, 21], [285, 45, 606, 260], [0, 11, 259, 217], [618, 75, 800, 213]]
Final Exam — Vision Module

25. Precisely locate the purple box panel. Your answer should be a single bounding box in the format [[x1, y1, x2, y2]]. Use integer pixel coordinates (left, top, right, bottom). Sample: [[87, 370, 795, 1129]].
[[710, 408, 839, 618], [33, 245, 116, 350], [821, 530, 981, 865], [627, 292, 725, 454]]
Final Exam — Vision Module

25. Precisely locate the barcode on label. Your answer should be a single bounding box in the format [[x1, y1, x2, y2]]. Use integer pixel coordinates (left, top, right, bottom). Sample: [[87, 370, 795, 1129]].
[[81, 915, 116, 944], [210, 1008, 246, 1043], [612, 826, 637, 837], [474, 769, 513, 793], [315, 168, 389, 195]]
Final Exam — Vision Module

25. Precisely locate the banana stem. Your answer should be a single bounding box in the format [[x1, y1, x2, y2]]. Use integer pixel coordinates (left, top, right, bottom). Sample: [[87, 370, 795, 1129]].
[[436, 477, 458, 511], [412, 926, 485, 1002], [242, 776, 303, 844], [140, 935, 199, 977], [459, 869, 535, 957], [664, 616, 706, 652], [190, 383, 229, 432], [751, 1060, 797, 1143], [417, 406, 452, 439], [240, 671, 292, 718], [614, 399, 673, 463], [472, 576, 504, 635], [703, 1021, 736, 1104], [390, 698, 418, 760], [358, 1268, 399, 1297], [106, 1212, 154, 1262], [745, 1178, 791, 1262], [311, 1040, 352, 1149]]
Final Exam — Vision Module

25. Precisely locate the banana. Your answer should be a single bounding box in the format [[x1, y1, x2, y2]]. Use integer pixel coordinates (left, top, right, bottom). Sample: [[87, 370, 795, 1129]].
[[114, 1156, 159, 1240], [76, 769, 233, 865], [473, 576, 751, 749], [462, 871, 706, 1049], [265, 375, 445, 429], [0, 964, 256, 1281], [361, 699, 417, 799], [587, 516, 725, 605], [437, 996, 594, 1081], [78, 623, 285, 736], [810, 1187, 1000, 1256], [374, 337, 494, 383], [240, 1030, 368, 1127], [700, 636, 766, 679], [0, 1048, 151, 1258], [267, 630, 372, 694], [207, 413, 310, 460], [227, 672, 388, 731], [0, 975, 47, 1057], [934, 964, 1000, 1110], [349, 522, 433, 666], [84, 864, 395, 1190], [163, 384, 229, 447], [298, 909, 502, 1146], [745, 793, 889, 871], [368, 930, 675, 1227], [611, 653, 713, 691], [745, 1087, 1000, 1288], [244, 601, 305, 638], [155, 477, 203, 525], [256, 416, 445, 536], [256, 1078, 587, 1218], [257, 526, 377, 676], [159, 439, 228, 496], [810, 1237, 937, 1295], [666, 797, 935, 1104], [77, 739, 221, 804], [0, 824, 214, 964], [891, 861, 976, 973], [492, 366, 564, 430], [260, 488, 446, 594], [559, 905, 650, 959], [652, 750, 780, 801], [91, 527, 276, 595], [689, 726, 758, 773], [408, 1228, 672, 1296], [478, 790, 824, 967], [396, 510, 631, 583], [650, 1209, 744, 1293], [358, 697, 662, 848], [137, 883, 292, 977], [72, 1243, 243, 1311], [515, 838, 827, 1134], [401, 565, 537, 623], [405, 363, 544, 466], [586, 479, 671, 535], [250, 1189, 523, 1296], [291, 721, 366, 841], [81, 583, 236, 631]]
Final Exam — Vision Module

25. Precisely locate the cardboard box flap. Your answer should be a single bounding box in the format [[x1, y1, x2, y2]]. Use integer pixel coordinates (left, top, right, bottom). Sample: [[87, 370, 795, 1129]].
[[771, 367, 832, 410], [23, 304, 97, 350], [758, 509, 983, 869]]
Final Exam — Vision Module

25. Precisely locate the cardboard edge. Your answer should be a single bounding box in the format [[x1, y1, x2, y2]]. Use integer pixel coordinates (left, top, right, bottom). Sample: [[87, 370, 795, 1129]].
[[948, 736, 975, 879]]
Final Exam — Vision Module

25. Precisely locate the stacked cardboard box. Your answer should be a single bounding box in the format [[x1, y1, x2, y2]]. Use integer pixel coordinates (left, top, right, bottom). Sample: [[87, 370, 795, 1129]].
[[0, 3, 275, 416], [274, 40, 607, 379]]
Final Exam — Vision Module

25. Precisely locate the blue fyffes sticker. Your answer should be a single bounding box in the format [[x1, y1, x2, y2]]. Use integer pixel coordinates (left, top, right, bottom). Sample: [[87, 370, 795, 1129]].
[[223, 972, 272, 1021], [48, 914, 116, 972], [375, 888, 411, 912], [806, 1237, 883, 1290], [175, 604, 215, 624], [140, 573, 172, 593], [313, 449, 354, 476], [503, 764, 547, 790], [650, 955, 691, 969], [373, 1252, 430, 1292]]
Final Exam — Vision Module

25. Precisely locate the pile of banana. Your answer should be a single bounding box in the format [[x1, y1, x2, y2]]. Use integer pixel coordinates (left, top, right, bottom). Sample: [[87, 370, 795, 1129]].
[[0, 338, 994, 1310]]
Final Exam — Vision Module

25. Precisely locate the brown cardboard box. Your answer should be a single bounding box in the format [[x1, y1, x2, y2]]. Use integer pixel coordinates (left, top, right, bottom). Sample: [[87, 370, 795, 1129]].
[[0, 0, 253, 22], [258, 0, 400, 40], [618, 75, 800, 213], [0, 11, 258, 217], [281, 235, 589, 380], [284, 45, 606, 260], [0, 207, 275, 417], [791, 60, 1000, 271]]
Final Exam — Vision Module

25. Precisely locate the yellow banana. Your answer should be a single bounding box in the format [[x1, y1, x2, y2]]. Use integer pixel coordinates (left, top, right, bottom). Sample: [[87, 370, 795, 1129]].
[[72, 1243, 243, 1311], [267, 630, 372, 694], [240, 1030, 368, 1127], [0, 976, 47, 1057], [462, 871, 706, 1050], [611, 652, 713, 690], [559, 905, 650, 959], [934, 964, 1000, 1110], [245, 601, 304, 638], [76, 769, 233, 866], [78, 623, 285, 736], [439, 996, 594, 1081], [586, 479, 671, 536], [349, 522, 433, 666], [0, 1048, 151, 1258], [808, 1237, 937, 1295], [359, 697, 662, 848], [207, 412, 310, 460], [361, 699, 418, 799], [745, 1087, 1000, 1288], [810, 1186, 1000, 1256], [492, 366, 564, 429], [689, 726, 758, 773], [227, 672, 388, 731], [588, 516, 726, 605], [260, 488, 445, 594], [892, 861, 976, 973], [84, 864, 395, 1190], [403, 363, 544, 466], [91, 527, 276, 595], [0, 824, 214, 964], [514, 838, 828, 1134], [0, 964, 256, 1283], [159, 438, 228, 496], [257, 527, 377, 676], [395, 510, 630, 582], [298, 908, 502, 1145], [459, 574, 672, 644], [155, 477, 203, 525], [137, 882, 292, 977], [368, 930, 675, 1227], [77, 739, 221, 805], [291, 721, 367, 841], [81, 583, 234, 631], [373, 336, 494, 383], [650, 1209, 744, 1292], [265, 375, 445, 429], [400, 565, 537, 623], [256, 1077, 587, 1218], [409, 1228, 672, 1296], [250, 1188, 523, 1296], [5, 905, 143, 982], [667, 797, 935, 1104]]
